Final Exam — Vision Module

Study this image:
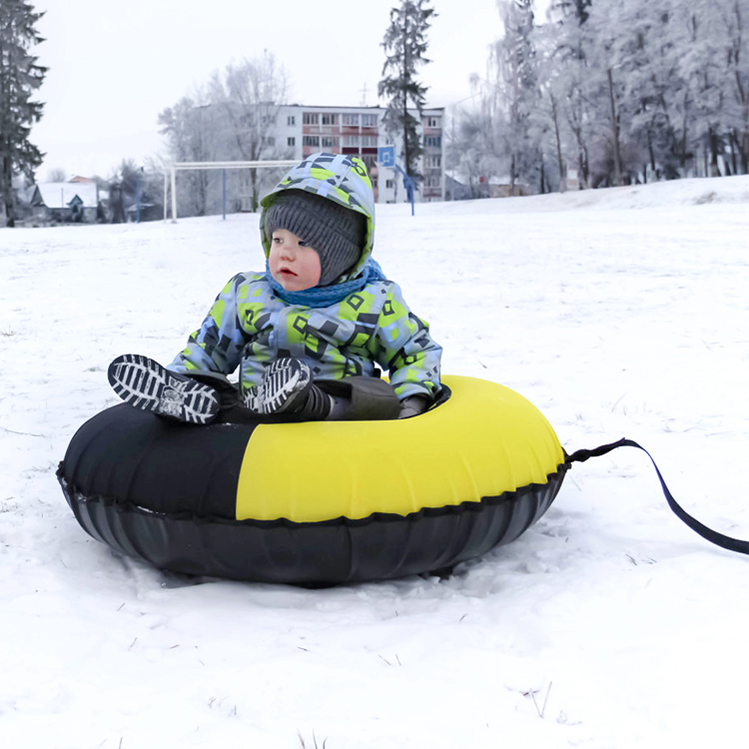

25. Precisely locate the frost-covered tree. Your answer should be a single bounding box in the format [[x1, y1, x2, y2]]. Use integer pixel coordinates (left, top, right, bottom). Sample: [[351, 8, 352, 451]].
[[549, 0, 592, 25], [447, 100, 504, 198], [611, 0, 684, 179], [46, 167, 66, 182], [158, 87, 218, 216], [722, 0, 749, 173], [378, 0, 436, 179], [104, 158, 163, 224], [676, 0, 749, 176], [0, 0, 47, 227], [158, 52, 290, 217], [559, 0, 746, 182], [209, 52, 290, 211], [531, 22, 573, 190], [460, 0, 746, 193], [491, 0, 541, 191], [544, 0, 601, 186]]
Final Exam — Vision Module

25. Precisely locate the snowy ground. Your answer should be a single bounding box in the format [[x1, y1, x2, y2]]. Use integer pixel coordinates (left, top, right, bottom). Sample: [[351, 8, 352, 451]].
[[2, 175, 748, 748]]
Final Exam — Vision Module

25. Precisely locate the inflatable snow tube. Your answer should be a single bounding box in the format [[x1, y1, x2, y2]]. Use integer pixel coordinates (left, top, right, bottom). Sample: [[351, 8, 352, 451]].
[[57, 375, 567, 585]]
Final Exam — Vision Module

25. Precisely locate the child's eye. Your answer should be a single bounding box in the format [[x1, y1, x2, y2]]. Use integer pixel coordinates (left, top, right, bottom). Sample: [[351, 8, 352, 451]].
[[298, 240, 308, 247]]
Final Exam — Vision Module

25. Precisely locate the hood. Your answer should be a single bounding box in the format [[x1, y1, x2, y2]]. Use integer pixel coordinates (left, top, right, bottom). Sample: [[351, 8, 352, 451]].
[[260, 152, 376, 280]]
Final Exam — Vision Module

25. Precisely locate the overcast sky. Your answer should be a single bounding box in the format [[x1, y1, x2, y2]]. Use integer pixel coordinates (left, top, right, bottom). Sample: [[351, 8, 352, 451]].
[[29, 0, 511, 181]]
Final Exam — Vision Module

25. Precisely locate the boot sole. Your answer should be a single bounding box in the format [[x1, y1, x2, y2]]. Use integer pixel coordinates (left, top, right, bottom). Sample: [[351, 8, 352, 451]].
[[244, 359, 312, 415], [108, 354, 219, 425]]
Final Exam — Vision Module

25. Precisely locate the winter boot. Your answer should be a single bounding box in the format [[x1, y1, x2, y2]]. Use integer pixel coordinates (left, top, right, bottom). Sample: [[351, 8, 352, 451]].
[[243, 358, 331, 420], [108, 354, 220, 425]]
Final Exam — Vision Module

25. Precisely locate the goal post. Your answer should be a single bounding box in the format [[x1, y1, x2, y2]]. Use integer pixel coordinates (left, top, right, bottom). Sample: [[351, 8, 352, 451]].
[[165, 160, 298, 222]]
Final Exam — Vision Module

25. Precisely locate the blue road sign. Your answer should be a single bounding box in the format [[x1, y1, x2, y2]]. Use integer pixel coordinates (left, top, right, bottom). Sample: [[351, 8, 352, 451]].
[[377, 146, 395, 167]]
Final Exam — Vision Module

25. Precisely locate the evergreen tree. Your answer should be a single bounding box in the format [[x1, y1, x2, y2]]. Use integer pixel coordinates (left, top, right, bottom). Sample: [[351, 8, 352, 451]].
[[0, 0, 46, 227], [378, 0, 436, 179]]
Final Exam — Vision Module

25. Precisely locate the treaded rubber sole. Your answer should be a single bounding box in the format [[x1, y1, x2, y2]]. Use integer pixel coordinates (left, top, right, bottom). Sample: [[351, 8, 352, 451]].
[[243, 358, 312, 415], [108, 354, 219, 425]]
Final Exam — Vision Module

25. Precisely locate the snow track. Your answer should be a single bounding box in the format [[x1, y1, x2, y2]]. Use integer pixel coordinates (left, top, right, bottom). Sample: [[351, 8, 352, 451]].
[[1, 176, 748, 748]]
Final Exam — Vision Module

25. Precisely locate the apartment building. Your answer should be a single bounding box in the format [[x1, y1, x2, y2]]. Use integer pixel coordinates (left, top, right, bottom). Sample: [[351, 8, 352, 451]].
[[274, 104, 445, 203]]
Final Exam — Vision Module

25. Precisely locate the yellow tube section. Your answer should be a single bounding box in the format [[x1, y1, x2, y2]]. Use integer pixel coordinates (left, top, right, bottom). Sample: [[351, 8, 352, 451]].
[[236, 375, 564, 522]]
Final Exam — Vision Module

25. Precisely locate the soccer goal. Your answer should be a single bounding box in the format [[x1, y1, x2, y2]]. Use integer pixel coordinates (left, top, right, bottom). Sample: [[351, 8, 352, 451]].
[[165, 160, 298, 222]]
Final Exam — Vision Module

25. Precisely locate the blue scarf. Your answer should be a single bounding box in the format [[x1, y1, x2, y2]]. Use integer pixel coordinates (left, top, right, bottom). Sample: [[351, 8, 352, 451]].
[[264, 257, 388, 308]]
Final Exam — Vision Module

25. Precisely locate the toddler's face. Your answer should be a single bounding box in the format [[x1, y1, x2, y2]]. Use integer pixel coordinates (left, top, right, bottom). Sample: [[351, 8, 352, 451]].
[[268, 229, 322, 291]]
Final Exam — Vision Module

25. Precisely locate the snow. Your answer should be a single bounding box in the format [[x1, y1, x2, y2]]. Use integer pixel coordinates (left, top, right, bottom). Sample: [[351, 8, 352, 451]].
[[2, 175, 748, 748]]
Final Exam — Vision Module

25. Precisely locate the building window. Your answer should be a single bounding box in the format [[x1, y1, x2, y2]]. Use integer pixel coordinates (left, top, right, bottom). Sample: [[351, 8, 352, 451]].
[[342, 114, 359, 126], [303, 113, 319, 125], [321, 113, 337, 125], [303, 135, 320, 146], [287, 115, 296, 126], [362, 114, 377, 127], [424, 135, 442, 148], [425, 154, 441, 168], [343, 135, 359, 147], [385, 179, 394, 189], [287, 136, 296, 147], [321, 135, 339, 148], [361, 154, 377, 173], [425, 116, 441, 128], [361, 135, 378, 147]]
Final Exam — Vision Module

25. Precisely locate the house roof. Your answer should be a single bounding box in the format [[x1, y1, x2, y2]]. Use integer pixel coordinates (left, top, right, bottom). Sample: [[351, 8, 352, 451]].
[[33, 182, 99, 209]]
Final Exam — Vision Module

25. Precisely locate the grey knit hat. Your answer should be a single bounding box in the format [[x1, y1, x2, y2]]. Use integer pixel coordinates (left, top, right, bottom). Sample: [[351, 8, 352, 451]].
[[264, 190, 366, 286]]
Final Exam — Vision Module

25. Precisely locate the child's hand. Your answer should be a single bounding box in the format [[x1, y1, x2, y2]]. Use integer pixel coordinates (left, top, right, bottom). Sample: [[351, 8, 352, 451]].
[[398, 395, 430, 419]]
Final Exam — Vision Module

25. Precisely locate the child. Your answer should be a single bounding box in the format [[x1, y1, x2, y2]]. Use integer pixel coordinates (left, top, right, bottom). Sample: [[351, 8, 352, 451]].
[[108, 152, 442, 425]]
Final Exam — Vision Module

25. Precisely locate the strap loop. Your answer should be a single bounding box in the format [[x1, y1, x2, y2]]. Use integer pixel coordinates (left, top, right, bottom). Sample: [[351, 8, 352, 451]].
[[565, 438, 749, 555]]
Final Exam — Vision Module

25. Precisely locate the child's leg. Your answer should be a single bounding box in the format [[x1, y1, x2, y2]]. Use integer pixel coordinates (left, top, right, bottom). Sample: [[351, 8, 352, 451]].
[[318, 377, 401, 421], [109, 355, 405, 425], [231, 361, 401, 423], [241, 358, 331, 420]]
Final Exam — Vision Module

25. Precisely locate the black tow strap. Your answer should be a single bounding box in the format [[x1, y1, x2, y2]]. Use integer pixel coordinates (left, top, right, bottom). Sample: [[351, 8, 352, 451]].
[[565, 438, 749, 556]]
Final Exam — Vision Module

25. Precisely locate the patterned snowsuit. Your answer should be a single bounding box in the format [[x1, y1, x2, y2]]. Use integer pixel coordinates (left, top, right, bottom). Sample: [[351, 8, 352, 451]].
[[169, 153, 442, 403]]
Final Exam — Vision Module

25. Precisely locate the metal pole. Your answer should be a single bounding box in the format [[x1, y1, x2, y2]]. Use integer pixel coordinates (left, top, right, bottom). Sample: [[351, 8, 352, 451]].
[[136, 169, 142, 223], [170, 167, 177, 223], [163, 172, 168, 222], [222, 169, 226, 220]]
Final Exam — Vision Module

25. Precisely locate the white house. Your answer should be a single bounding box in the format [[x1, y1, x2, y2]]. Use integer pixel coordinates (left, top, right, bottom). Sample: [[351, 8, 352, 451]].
[[30, 182, 102, 223]]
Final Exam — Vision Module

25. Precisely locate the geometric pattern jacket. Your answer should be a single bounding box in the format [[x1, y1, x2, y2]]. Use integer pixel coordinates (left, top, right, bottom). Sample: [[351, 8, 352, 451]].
[[170, 272, 442, 401]]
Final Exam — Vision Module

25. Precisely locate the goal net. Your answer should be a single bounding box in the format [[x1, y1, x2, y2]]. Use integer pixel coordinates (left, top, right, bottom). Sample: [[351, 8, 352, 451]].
[[165, 160, 298, 221]]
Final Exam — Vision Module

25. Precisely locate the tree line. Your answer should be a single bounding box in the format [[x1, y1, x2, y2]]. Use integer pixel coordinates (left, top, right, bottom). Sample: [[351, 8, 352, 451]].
[[450, 0, 749, 194], [1, 0, 438, 224], [3, 0, 747, 226]]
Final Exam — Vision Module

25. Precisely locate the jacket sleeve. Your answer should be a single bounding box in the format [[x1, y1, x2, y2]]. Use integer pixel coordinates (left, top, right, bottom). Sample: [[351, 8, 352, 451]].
[[371, 283, 442, 401], [168, 274, 250, 377]]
